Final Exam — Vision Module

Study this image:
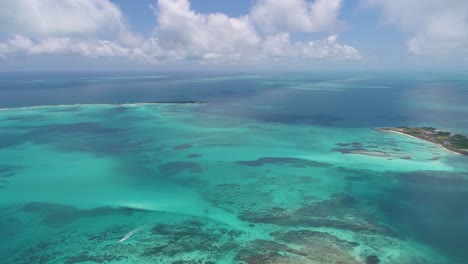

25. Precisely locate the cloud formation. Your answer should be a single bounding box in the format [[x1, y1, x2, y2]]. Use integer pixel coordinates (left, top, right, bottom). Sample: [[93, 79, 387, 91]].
[[0, 0, 360, 63], [251, 0, 343, 34], [0, 0, 126, 37], [153, 0, 261, 60], [368, 0, 468, 55], [263, 34, 359, 60], [0, 35, 130, 58]]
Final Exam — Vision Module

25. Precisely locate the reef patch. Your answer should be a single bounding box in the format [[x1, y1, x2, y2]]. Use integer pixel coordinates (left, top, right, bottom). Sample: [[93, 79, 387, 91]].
[[236, 157, 331, 168]]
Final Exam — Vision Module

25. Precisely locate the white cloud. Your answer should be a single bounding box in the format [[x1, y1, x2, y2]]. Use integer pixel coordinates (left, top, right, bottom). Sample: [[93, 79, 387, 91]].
[[251, 0, 343, 34], [368, 0, 468, 55], [152, 0, 261, 60], [0, 0, 360, 64], [263, 33, 360, 59], [0, 0, 126, 37], [0, 35, 131, 57]]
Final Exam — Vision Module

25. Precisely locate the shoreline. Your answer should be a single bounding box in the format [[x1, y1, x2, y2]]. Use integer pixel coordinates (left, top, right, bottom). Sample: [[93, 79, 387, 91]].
[[378, 128, 463, 155], [0, 101, 208, 111]]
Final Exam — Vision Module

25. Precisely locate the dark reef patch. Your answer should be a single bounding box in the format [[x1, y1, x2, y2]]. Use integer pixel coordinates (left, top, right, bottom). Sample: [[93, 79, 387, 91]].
[[15, 225, 132, 264], [295, 193, 359, 217], [235, 240, 307, 264], [203, 181, 274, 214], [334, 141, 395, 157], [8, 122, 127, 154], [335, 148, 360, 154], [240, 193, 395, 236], [336, 143, 351, 147], [1, 173, 15, 178], [20, 203, 145, 227], [152, 222, 205, 237], [65, 254, 127, 264], [273, 229, 359, 248], [270, 229, 361, 263], [105, 106, 130, 114], [336, 142, 363, 148], [28, 122, 122, 137], [21, 203, 85, 227], [16, 241, 62, 264], [0, 165, 20, 179], [0, 166, 16, 174], [159, 161, 203, 175], [19, 121, 156, 155], [400, 155, 412, 160], [174, 144, 193, 150], [0, 133, 26, 149], [5, 114, 45, 121], [236, 157, 331, 168], [86, 227, 127, 242], [236, 235, 360, 264], [253, 112, 344, 126], [146, 222, 224, 258], [346, 175, 366, 181], [140, 245, 169, 257], [365, 255, 380, 264], [335, 148, 390, 157]]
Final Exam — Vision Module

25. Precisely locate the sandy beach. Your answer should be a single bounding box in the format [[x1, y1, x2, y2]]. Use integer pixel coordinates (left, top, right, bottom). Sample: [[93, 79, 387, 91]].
[[383, 129, 462, 155]]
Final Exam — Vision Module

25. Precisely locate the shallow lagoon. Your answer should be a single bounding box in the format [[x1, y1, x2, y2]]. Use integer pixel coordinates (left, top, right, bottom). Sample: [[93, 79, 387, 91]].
[[0, 72, 467, 263]]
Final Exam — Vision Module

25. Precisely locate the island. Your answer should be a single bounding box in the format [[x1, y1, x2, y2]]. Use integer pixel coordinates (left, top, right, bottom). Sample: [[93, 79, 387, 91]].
[[379, 126, 468, 155], [111, 101, 208, 105], [149, 101, 208, 104]]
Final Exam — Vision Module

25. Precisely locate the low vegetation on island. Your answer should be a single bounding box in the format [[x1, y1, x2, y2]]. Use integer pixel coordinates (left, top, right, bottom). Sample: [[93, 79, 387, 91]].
[[380, 126, 468, 155]]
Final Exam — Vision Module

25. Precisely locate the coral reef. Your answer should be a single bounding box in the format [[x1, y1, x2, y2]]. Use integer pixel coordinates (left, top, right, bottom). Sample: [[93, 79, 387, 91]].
[[240, 193, 396, 237], [236, 157, 331, 168]]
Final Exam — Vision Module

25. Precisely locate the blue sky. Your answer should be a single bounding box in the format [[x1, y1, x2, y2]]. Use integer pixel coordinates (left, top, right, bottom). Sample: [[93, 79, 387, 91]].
[[0, 0, 467, 71]]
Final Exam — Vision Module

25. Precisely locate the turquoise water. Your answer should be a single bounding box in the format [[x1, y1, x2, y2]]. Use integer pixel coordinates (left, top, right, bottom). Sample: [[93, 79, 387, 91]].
[[0, 72, 467, 263]]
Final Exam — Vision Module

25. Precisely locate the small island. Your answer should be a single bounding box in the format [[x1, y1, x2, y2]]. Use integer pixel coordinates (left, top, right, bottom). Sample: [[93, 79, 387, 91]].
[[149, 101, 208, 104], [379, 126, 468, 155]]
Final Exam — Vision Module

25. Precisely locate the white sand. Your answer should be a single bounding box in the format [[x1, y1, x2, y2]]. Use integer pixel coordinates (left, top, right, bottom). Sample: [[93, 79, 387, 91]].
[[386, 129, 462, 155]]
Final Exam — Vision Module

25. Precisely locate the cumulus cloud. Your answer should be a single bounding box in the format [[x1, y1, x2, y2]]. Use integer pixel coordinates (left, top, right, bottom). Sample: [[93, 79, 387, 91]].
[[251, 0, 343, 34], [152, 0, 261, 60], [0, 0, 126, 37], [263, 34, 360, 59], [368, 0, 468, 55], [0, 0, 360, 63], [0, 35, 131, 58]]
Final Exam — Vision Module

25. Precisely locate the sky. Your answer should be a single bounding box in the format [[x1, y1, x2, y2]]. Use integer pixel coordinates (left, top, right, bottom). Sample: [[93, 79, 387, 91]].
[[0, 0, 467, 71]]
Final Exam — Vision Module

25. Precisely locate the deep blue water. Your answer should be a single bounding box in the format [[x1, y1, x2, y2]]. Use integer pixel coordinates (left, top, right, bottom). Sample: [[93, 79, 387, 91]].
[[1, 71, 468, 131]]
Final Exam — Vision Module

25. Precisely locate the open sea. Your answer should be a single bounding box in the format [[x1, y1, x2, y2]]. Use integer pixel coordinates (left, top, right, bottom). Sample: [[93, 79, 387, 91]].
[[0, 71, 467, 264]]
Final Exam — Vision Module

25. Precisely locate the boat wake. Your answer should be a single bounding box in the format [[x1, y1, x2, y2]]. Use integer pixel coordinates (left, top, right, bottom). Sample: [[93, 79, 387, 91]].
[[118, 224, 149, 243]]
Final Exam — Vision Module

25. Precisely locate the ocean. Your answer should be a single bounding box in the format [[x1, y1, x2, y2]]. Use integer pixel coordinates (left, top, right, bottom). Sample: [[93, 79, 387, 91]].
[[0, 71, 467, 263]]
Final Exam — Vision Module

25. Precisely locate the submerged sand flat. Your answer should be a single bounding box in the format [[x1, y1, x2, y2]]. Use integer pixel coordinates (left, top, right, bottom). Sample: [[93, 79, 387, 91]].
[[0, 103, 467, 264]]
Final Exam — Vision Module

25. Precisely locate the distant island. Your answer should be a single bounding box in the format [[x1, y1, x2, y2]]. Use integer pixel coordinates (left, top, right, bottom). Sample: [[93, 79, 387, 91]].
[[379, 127, 468, 155], [148, 101, 207, 104], [110, 101, 207, 105]]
